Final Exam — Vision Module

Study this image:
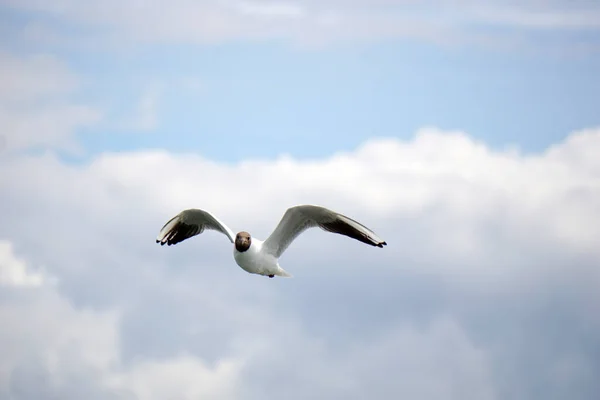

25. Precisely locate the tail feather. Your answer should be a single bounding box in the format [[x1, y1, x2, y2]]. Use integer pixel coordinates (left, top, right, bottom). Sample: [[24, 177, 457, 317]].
[[274, 266, 293, 278]]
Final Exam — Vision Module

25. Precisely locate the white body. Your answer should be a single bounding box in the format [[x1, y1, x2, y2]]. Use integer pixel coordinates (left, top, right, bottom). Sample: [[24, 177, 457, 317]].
[[232, 238, 291, 277], [156, 204, 387, 278]]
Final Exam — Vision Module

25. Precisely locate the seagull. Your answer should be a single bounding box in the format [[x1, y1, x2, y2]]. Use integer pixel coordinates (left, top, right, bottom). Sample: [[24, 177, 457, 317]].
[[155, 204, 387, 278]]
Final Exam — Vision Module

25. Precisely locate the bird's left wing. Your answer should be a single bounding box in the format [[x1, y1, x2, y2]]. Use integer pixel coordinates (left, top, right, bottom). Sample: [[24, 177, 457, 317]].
[[262, 205, 387, 258], [156, 208, 235, 246]]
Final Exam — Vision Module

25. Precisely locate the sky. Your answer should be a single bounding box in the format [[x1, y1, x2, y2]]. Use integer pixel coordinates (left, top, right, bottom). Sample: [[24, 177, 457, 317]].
[[0, 0, 599, 399]]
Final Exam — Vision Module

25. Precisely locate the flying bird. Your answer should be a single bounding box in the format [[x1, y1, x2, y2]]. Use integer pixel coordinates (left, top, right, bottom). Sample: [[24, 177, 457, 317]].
[[155, 204, 387, 278]]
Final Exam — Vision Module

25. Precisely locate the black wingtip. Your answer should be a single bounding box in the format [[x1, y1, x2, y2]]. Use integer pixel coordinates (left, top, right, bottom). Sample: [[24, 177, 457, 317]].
[[376, 241, 387, 248]]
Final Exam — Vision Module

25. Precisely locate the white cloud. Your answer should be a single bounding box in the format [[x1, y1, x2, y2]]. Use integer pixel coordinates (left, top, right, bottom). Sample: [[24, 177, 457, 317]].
[[0, 104, 101, 153], [0, 266, 119, 397], [107, 356, 241, 400], [0, 52, 78, 105], [470, 7, 600, 30], [233, 0, 306, 18], [0, 240, 46, 287], [0, 52, 101, 153], [0, 240, 242, 399], [0, 126, 599, 398], [234, 315, 497, 399], [79, 126, 600, 262], [3, 0, 599, 50]]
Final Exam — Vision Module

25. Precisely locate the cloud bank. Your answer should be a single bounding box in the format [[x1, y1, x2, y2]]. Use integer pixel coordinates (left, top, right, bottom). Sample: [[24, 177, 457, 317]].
[[0, 126, 599, 399], [0, 52, 101, 154], [3, 0, 599, 50]]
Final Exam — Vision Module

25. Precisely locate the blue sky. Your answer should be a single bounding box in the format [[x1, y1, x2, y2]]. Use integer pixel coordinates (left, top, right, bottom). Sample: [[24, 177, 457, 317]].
[[2, 0, 600, 161], [1, 2, 600, 399], [77, 40, 600, 161]]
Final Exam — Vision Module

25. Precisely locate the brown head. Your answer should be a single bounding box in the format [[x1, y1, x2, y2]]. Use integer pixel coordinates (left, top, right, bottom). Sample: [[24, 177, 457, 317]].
[[235, 231, 251, 252]]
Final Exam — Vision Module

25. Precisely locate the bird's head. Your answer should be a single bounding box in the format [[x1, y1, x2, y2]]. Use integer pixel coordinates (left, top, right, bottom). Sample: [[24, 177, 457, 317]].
[[235, 231, 252, 252]]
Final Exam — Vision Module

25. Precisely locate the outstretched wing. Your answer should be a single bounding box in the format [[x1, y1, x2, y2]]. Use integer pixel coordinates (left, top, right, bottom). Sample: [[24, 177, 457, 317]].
[[156, 208, 235, 246], [262, 205, 387, 258]]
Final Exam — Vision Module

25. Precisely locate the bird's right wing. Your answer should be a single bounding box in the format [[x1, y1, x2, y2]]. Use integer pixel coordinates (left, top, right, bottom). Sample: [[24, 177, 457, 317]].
[[155, 208, 235, 246], [262, 205, 387, 258]]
